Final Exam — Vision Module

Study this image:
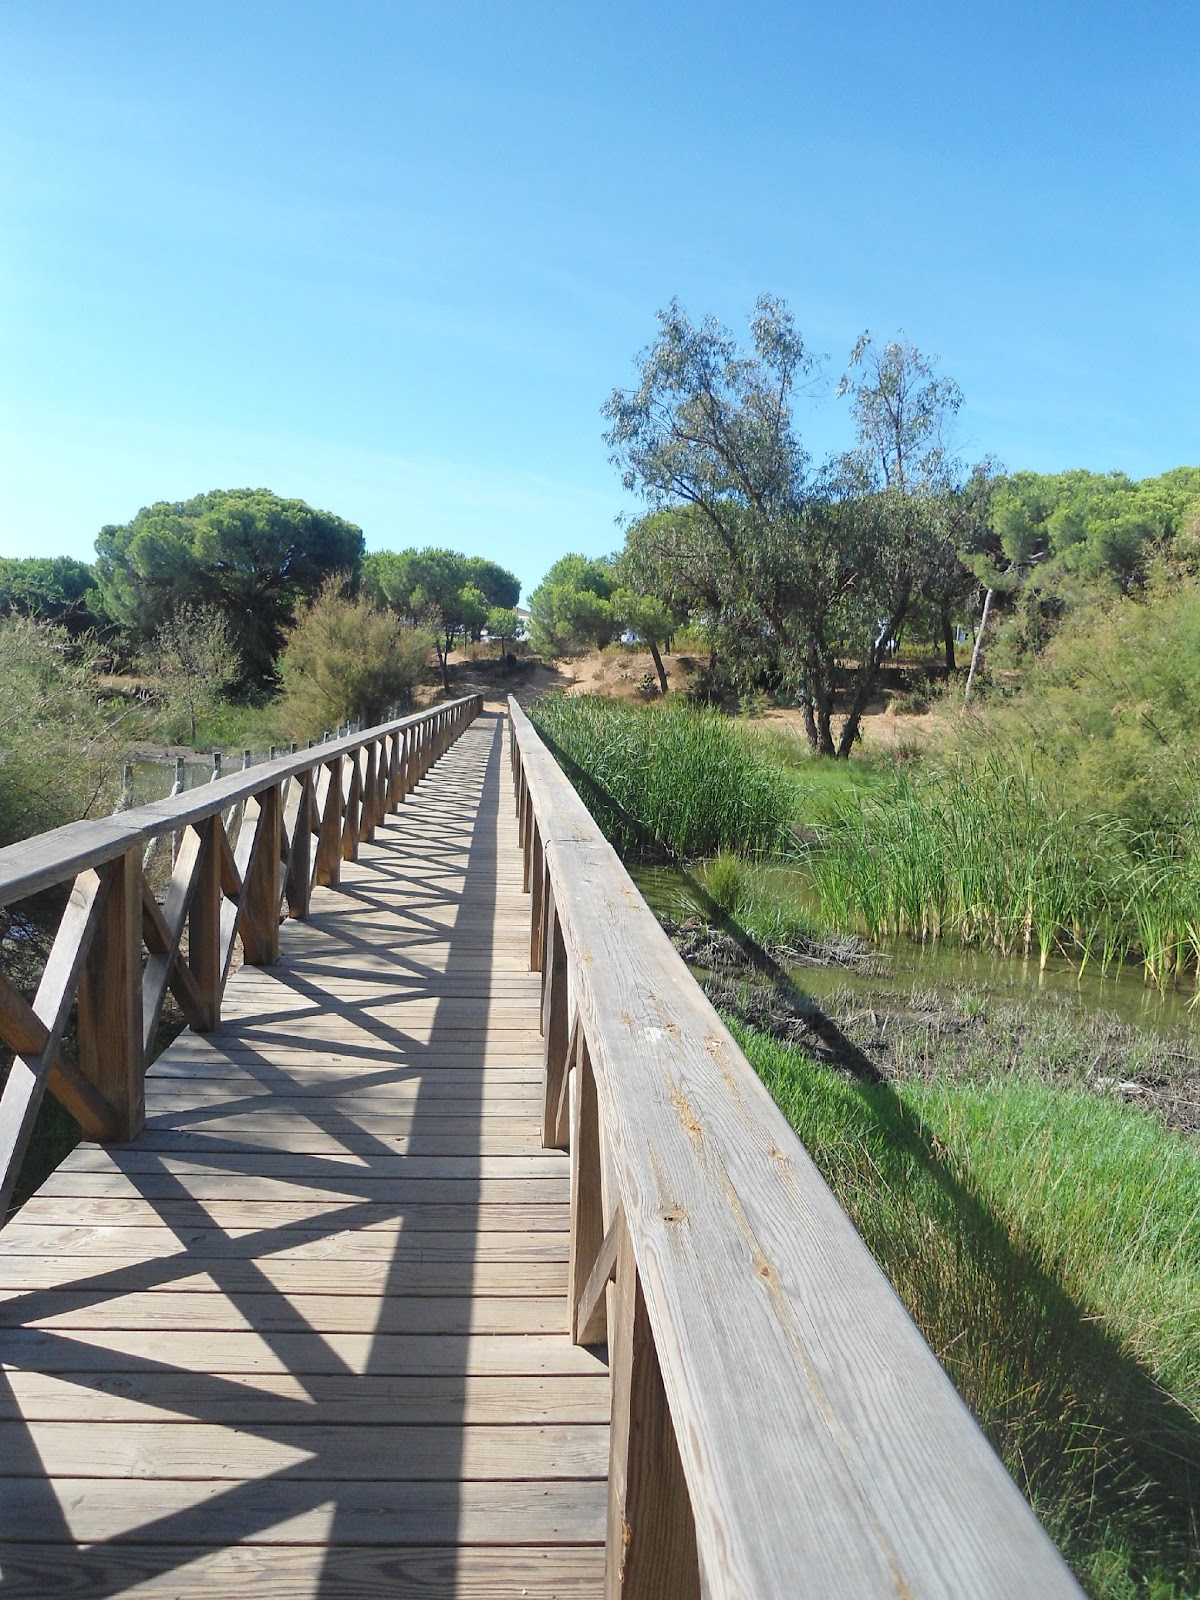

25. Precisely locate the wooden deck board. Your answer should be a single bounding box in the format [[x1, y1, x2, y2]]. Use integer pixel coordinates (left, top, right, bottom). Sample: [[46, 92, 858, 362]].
[[0, 713, 607, 1597]]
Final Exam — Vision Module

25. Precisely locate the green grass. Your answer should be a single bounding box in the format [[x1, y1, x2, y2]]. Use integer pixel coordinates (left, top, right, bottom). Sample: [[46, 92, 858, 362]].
[[529, 694, 795, 859], [698, 852, 824, 947], [733, 1020, 1200, 1599]]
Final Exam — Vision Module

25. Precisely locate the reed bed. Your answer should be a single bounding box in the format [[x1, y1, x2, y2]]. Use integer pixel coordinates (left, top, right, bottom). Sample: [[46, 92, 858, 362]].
[[806, 759, 1200, 989], [529, 694, 794, 859]]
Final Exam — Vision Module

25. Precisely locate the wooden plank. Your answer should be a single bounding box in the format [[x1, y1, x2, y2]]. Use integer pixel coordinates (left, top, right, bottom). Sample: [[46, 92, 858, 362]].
[[0, 1257, 567, 1297], [63, 1151, 570, 1179], [0, 1369, 610, 1425], [0, 1327, 608, 1377], [3, 1420, 608, 1481], [14, 1197, 571, 1231], [0, 1291, 568, 1335], [0, 1476, 607, 1546], [0, 1543, 605, 1600], [33, 1173, 570, 1204], [0, 1227, 567, 1264]]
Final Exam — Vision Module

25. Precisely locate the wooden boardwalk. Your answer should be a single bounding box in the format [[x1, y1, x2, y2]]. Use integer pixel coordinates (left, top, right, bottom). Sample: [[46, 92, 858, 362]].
[[0, 711, 609, 1598]]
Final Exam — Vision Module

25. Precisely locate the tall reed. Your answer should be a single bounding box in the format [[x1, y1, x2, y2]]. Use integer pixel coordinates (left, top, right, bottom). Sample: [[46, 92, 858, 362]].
[[529, 695, 794, 859], [805, 757, 1200, 988]]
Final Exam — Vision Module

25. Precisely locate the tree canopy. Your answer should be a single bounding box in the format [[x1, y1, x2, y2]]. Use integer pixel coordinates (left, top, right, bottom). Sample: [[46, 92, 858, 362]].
[[527, 554, 618, 657], [361, 546, 519, 689], [0, 556, 103, 636], [94, 488, 364, 687]]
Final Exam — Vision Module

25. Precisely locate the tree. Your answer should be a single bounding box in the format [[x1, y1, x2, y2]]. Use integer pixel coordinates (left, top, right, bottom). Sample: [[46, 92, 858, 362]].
[[466, 558, 521, 612], [613, 512, 694, 694], [527, 554, 618, 656], [0, 556, 104, 636], [603, 297, 847, 750], [138, 604, 242, 746], [279, 578, 431, 733], [94, 488, 364, 688], [829, 333, 978, 746], [486, 606, 522, 667], [605, 302, 977, 754], [362, 547, 518, 690]]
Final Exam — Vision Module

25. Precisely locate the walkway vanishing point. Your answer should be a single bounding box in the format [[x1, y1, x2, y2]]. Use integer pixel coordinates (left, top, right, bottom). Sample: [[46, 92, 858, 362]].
[[0, 697, 1084, 1598]]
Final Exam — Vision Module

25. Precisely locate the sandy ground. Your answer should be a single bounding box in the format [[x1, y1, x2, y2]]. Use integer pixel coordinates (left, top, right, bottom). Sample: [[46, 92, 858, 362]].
[[447, 645, 958, 755]]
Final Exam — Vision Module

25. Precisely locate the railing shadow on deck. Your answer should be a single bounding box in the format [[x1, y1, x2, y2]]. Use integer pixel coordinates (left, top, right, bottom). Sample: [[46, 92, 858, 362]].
[[0, 701, 548, 1595]]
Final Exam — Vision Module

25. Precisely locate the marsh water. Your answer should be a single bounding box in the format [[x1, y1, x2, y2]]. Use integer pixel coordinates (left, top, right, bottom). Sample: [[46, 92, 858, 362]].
[[632, 862, 1200, 1041]]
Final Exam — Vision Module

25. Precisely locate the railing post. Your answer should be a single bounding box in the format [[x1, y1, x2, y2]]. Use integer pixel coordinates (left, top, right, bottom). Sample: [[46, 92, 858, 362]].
[[342, 750, 362, 862], [569, 1028, 608, 1344], [314, 756, 343, 888], [540, 890, 569, 1150], [529, 825, 544, 964], [285, 770, 312, 920], [606, 1217, 700, 1600], [360, 740, 378, 843], [188, 818, 223, 1030], [240, 782, 281, 965], [76, 848, 145, 1141], [387, 729, 402, 810]]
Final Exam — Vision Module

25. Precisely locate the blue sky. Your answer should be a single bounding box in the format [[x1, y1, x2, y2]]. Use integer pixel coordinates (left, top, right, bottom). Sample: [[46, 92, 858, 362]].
[[1, 0, 1196, 600]]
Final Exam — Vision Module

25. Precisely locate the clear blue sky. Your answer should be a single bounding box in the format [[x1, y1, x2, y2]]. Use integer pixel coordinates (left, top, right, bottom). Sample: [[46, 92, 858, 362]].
[[1, 0, 1196, 600]]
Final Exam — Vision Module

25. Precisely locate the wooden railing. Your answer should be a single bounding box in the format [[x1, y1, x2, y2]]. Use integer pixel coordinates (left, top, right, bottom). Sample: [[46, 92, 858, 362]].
[[509, 696, 1083, 1600], [0, 695, 482, 1221]]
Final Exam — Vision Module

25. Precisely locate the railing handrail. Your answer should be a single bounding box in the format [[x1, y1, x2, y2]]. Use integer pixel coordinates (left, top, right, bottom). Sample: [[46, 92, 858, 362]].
[[508, 695, 1081, 1599], [0, 697, 481, 911]]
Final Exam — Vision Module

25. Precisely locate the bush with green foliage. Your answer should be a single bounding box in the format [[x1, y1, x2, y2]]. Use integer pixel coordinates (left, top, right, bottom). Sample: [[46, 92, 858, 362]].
[[0, 615, 142, 845], [138, 604, 242, 746], [278, 580, 431, 736], [527, 554, 618, 657], [0, 556, 104, 636]]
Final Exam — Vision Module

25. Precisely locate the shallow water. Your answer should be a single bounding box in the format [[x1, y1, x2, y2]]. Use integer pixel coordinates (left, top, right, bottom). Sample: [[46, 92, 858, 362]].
[[631, 862, 1200, 1041]]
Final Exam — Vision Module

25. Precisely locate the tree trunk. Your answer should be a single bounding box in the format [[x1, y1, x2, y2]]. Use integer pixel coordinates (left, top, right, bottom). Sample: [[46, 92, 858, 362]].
[[799, 693, 819, 751], [837, 599, 910, 757], [648, 639, 669, 696], [963, 588, 995, 705], [941, 603, 956, 674]]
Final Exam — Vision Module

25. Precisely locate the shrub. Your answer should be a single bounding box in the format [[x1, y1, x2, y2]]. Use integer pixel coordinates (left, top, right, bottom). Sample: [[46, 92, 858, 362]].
[[278, 579, 431, 736]]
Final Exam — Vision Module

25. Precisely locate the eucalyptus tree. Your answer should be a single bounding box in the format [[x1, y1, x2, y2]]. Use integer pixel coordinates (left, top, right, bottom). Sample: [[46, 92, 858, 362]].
[[605, 302, 979, 754], [604, 297, 853, 750], [830, 333, 984, 748]]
